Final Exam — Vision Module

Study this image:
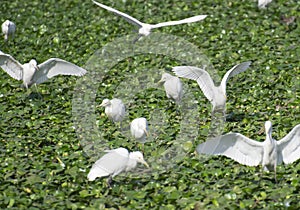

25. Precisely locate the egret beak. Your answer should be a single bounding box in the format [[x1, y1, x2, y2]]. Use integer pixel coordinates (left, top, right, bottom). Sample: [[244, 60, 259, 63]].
[[56, 156, 65, 168], [99, 102, 106, 107], [157, 79, 164, 85], [35, 66, 39, 71], [141, 160, 149, 168], [143, 128, 149, 137]]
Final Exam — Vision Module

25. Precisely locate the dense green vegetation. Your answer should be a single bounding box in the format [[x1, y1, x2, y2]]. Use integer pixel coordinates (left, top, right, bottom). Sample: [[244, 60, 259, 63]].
[[0, 0, 299, 209]]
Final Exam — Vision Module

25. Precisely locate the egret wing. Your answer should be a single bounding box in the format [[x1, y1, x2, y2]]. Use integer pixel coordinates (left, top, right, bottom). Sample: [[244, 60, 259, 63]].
[[172, 66, 215, 102], [33, 58, 86, 84], [88, 148, 129, 181], [277, 124, 300, 164], [197, 133, 264, 166], [220, 61, 251, 92], [152, 15, 207, 28], [92, 1, 143, 27], [0, 54, 23, 80]]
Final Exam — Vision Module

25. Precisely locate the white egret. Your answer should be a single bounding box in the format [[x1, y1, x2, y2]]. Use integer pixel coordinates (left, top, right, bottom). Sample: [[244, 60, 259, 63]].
[[197, 121, 300, 181], [130, 117, 149, 143], [100, 98, 126, 123], [0, 53, 87, 89], [92, 1, 207, 40], [87, 147, 149, 185], [172, 61, 251, 113], [1, 20, 16, 41], [158, 73, 183, 104], [258, 0, 272, 9]]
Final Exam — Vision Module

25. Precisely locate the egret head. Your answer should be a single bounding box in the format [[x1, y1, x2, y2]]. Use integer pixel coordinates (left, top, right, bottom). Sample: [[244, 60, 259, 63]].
[[3, 20, 9, 27], [264, 121, 273, 134], [100, 99, 111, 107], [158, 73, 172, 84], [130, 151, 149, 168], [29, 59, 38, 70]]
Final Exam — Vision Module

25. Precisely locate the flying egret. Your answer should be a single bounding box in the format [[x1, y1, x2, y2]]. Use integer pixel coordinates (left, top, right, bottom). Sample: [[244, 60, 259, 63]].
[[100, 98, 126, 123], [92, 1, 207, 41], [258, 0, 272, 9], [0, 53, 87, 89], [87, 147, 149, 185], [197, 121, 300, 181], [158, 73, 183, 104], [130, 117, 149, 143], [1, 20, 16, 41], [172, 61, 251, 113]]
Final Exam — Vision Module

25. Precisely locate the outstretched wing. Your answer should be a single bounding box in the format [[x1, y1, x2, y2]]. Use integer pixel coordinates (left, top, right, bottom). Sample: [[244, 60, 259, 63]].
[[152, 15, 207, 28], [197, 133, 264, 166], [277, 124, 300, 164], [87, 148, 129, 181], [172, 66, 216, 102], [33, 58, 86, 84], [220, 61, 251, 93], [92, 0, 143, 27], [0, 53, 23, 80]]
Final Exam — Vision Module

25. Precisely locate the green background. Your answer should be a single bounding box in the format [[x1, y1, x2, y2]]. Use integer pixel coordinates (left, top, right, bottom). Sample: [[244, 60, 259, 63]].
[[1, 0, 299, 209]]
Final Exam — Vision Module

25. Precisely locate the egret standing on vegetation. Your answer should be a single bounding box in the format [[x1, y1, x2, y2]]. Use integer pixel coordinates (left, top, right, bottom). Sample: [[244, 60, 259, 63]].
[[87, 147, 149, 185], [100, 98, 126, 123], [92, 1, 207, 41], [1, 20, 16, 41], [0, 53, 87, 89], [197, 121, 300, 181], [172, 61, 251, 113], [130, 117, 149, 143], [158, 73, 183, 104]]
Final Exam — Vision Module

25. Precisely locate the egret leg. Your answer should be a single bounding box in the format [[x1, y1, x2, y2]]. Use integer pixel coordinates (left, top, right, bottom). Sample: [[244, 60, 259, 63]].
[[106, 176, 113, 188], [133, 34, 142, 44], [259, 166, 264, 183], [274, 165, 277, 183], [34, 84, 43, 99], [175, 103, 181, 115], [117, 121, 123, 131]]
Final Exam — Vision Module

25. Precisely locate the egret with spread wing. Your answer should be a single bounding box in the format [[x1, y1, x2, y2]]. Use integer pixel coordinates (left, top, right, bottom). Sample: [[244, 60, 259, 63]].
[[0, 52, 87, 89], [172, 61, 251, 113], [197, 121, 300, 181], [92, 1, 207, 41]]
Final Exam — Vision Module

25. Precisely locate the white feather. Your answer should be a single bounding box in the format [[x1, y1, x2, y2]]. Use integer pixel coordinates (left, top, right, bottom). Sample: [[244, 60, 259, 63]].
[[172, 62, 251, 112], [92, 1, 207, 37], [278, 125, 300, 164], [197, 121, 300, 179], [130, 117, 149, 142], [87, 147, 149, 181], [0, 52, 87, 89]]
